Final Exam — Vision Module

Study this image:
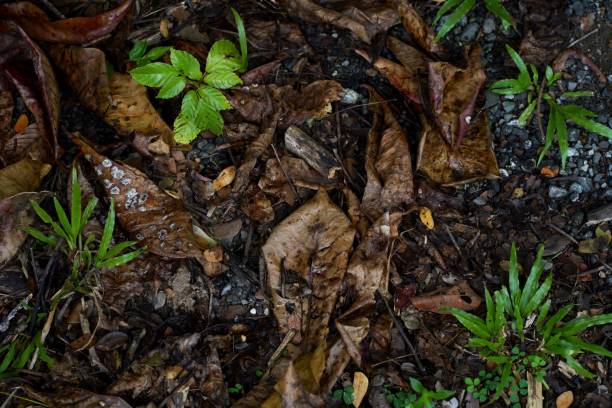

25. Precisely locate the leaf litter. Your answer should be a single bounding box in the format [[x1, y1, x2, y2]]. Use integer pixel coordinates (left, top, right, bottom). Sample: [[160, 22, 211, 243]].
[[0, 0, 610, 406]]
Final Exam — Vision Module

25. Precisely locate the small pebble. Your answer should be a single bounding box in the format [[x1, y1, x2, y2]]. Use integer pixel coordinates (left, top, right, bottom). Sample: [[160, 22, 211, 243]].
[[549, 186, 569, 198]]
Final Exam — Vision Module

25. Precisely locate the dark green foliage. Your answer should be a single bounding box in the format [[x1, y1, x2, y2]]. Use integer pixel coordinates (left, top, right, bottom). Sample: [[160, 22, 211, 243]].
[[433, 0, 514, 41]]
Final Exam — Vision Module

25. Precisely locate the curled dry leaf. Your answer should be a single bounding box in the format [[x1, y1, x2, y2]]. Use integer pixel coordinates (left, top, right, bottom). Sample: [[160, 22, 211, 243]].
[[0, 192, 45, 265], [262, 190, 355, 350], [72, 135, 218, 273], [0, 158, 51, 199], [19, 386, 132, 408], [353, 372, 369, 407], [361, 88, 414, 220], [428, 45, 485, 147], [392, 0, 444, 55], [279, 0, 398, 44], [417, 113, 500, 186], [0, 21, 60, 161], [357, 53, 421, 104], [241, 188, 275, 223], [212, 165, 236, 191], [273, 80, 344, 128], [48, 46, 111, 113], [410, 281, 482, 313], [0, 0, 133, 44], [247, 19, 312, 55], [1, 123, 48, 163]]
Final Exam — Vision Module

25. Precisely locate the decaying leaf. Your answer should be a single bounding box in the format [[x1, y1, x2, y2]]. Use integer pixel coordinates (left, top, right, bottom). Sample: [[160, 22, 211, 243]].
[[48, 46, 111, 112], [361, 88, 414, 220], [279, 0, 398, 44], [262, 190, 355, 350], [0, 192, 45, 265], [212, 165, 236, 191], [0, 158, 51, 199], [416, 113, 500, 186], [392, 0, 444, 55], [18, 386, 133, 408], [247, 19, 312, 55], [73, 135, 219, 273], [410, 281, 482, 313], [273, 80, 344, 128], [352, 372, 369, 407], [578, 227, 611, 254], [358, 52, 422, 104], [0, 89, 13, 143], [241, 188, 275, 223], [1, 123, 48, 163], [419, 207, 434, 230], [428, 45, 486, 147], [0, 0, 132, 44], [0, 21, 60, 160]]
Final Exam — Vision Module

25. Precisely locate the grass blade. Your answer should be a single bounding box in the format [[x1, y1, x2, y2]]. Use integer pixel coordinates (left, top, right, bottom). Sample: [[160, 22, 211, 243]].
[[80, 197, 98, 232], [537, 103, 557, 165], [22, 227, 57, 245], [563, 336, 612, 358], [98, 200, 116, 260], [523, 273, 552, 317], [534, 299, 551, 331], [559, 313, 612, 336], [99, 248, 145, 269], [508, 243, 520, 302], [449, 308, 490, 338], [70, 168, 81, 240], [231, 7, 248, 72], [484, 287, 494, 332], [30, 200, 53, 224], [104, 240, 137, 260], [519, 244, 544, 312], [435, 0, 476, 42], [554, 108, 569, 169], [541, 304, 573, 338], [484, 0, 515, 30], [433, 0, 463, 25], [561, 91, 593, 98], [517, 100, 536, 127]]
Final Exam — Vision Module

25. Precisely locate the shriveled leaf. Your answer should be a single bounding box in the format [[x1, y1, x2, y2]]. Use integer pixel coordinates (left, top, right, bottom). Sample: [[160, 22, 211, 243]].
[[416, 112, 499, 186], [0, 22, 60, 161], [361, 88, 414, 220], [0, 192, 46, 264], [395, 0, 445, 54], [0, 159, 51, 199], [72, 135, 217, 273], [352, 372, 368, 407], [262, 190, 355, 350], [360, 53, 422, 104], [411, 281, 482, 313], [0, 0, 133, 44]]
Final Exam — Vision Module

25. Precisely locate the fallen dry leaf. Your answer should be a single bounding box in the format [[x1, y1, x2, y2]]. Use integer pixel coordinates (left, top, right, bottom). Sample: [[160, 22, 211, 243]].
[[0, 89, 13, 143], [0, 0, 132, 44], [247, 19, 312, 55], [358, 52, 422, 104], [419, 207, 434, 230], [428, 45, 486, 147], [352, 372, 369, 407], [262, 190, 355, 350], [0, 192, 45, 265], [577, 227, 610, 254], [416, 113, 500, 186], [14, 113, 28, 133], [0, 21, 60, 161], [392, 0, 444, 55], [280, 0, 398, 44], [0, 158, 51, 199], [361, 88, 414, 220], [212, 165, 236, 191], [273, 80, 344, 128], [241, 188, 275, 223], [540, 165, 559, 178], [411, 281, 482, 313], [19, 386, 132, 408], [556, 390, 573, 408], [72, 135, 218, 273], [1, 123, 48, 163]]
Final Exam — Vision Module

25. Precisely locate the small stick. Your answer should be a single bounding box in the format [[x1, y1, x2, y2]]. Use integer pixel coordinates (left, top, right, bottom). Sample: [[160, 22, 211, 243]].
[[444, 224, 462, 256], [378, 290, 425, 373], [546, 223, 578, 245], [568, 28, 599, 48], [267, 329, 296, 369]]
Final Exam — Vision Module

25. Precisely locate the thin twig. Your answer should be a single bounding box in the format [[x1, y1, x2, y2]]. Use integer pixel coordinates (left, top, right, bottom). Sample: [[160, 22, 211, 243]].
[[535, 76, 547, 143], [568, 28, 599, 48], [444, 224, 462, 256], [378, 290, 425, 373], [267, 329, 296, 369], [547, 223, 578, 245]]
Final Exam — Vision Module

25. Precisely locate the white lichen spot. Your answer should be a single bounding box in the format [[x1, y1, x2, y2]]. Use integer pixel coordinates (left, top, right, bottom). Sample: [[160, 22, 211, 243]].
[[465, 116, 471, 125], [95, 165, 104, 175], [110, 186, 120, 195], [121, 178, 131, 185], [136, 233, 145, 241], [103, 179, 113, 189], [111, 166, 125, 179], [102, 159, 112, 168], [125, 188, 138, 209], [157, 229, 168, 241]]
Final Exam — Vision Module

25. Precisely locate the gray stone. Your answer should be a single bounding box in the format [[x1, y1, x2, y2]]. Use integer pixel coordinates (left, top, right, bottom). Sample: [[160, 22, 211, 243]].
[[566, 147, 579, 157], [461, 22, 480, 42], [567, 81, 578, 91], [570, 192, 580, 202], [549, 186, 569, 198], [570, 182, 583, 194], [484, 90, 499, 108], [483, 18, 496, 34], [577, 177, 593, 192], [503, 101, 516, 112], [568, 128, 580, 142], [594, 152, 602, 164]]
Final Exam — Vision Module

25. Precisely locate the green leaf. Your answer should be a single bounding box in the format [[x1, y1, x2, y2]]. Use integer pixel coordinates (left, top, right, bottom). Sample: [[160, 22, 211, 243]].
[[545, 66, 553, 83], [23, 227, 56, 245], [561, 91, 593, 98], [505, 45, 529, 82], [560, 104, 612, 138], [31, 200, 52, 224], [333, 389, 343, 400], [80, 197, 98, 232], [499, 287, 512, 314], [156, 75, 186, 99], [129, 40, 147, 61], [508, 243, 520, 303], [523, 273, 552, 317], [484, 0, 515, 29], [231, 7, 248, 72], [13, 341, 35, 369], [535, 299, 551, 331], [409, 377, 425, 394], [517, 100, 536, 127], [0, 342, 16, 373], [519, 244, 544, 312], [559, 313, 612, 336], [449, 308, 490, 339], [484, 287, 495, 332], [98, 199, 115, 261], [493, 363, 511, 400], [70, 168, 81, 240], [141, 46, 172, 63], [529, 64, 539, 84], [537, 104, 557, 166], [206, 39, 241, 73], [554, 107, 569, 169], [204, 70, 242, 89], [53, 197, 72, 241], [433, 0, 463, 25], [541, 304, 573, 339], [494, 291, 506, 334], [198, 86, 231, 110], [170, 48, 202, 80], [435, 0, 476, 42], [565, 355, 595, 378], [514, 303, 524, 340], [104, 240, 137, 260], [174, 90, 225, 143], [98, 248, 145, 269], [129, 63, 178, 87], [562, 336, 612, 358]]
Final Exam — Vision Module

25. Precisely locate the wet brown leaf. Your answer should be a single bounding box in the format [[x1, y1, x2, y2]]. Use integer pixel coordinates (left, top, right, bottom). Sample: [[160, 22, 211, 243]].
[[0, 89, 13, 144], [273, 80, 344, 128], [280, 0, 398, 44], [247, 19, 312, 55], [20, 387, 132, 408], [73, 135, 218, 272], [428, 45, 485, 147], [0, 0, 132, 44], [0, 21, 60, 161], [0, 158, 51, 199], [262, 190, 355, 350], [392, 0, 444, 55], [410, 281, 482, 312], [359, 52, 422, 104], [416, 113, 500, 186], [1, 123, 48, 163], [0, 192, 45, 265], [48, 46, 111, 113], [361, 88, 414, 220], [273, 361, 325, 408]]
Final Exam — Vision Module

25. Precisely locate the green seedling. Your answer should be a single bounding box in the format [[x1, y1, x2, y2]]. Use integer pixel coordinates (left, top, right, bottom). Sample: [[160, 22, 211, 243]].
[[228, 383, 244, 395], [433, 0, 515, 41], [332, 385, 355, 405], [385, 378, 454, 408]]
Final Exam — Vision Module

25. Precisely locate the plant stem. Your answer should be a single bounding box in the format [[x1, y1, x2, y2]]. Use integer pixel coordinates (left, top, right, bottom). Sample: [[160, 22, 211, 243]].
[[535, 76, 547, 143]]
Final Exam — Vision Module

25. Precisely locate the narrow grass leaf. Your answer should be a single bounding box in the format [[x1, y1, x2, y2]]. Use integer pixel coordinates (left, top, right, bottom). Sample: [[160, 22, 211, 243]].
[[505, 45, 529, 79], [537, 104, 557, 165], [535, 299, 551, 331], [100, 248, 145, 269], [80, 197, 98, 232], [23, 227, 56, 245], [523, 273, 552, 316], [484, 0, 514, 30], [98, 200, 115, 260], [541, 304, 573, 338], [484, 287, 494, 332], [70, 168, 81, 240], [517, 100, 536, 127], [561, 91, 593, 98], [563, 336, 612, 358], [31, 200, 53, 224], [555, 107, 569, 169], [433, 0, 463, 25], [520, 244, 544, 311], [231, 7, 248, 72], [508, 243, 520, 301], [450, 308, 490, 338], [53, 197, 72, 241], [559, 313, 612, 336], [435, 0, 476, 42]]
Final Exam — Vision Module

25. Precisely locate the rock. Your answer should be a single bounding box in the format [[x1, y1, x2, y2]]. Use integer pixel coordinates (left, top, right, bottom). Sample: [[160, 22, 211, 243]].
[[556, 390, 573, 408], [502, 101, 515, 112], [483, 18, 496, 34], [569, 182, 583, 194], [567, 81, 577, 91], [340, 88, 361, 104], [549, 186, 569, 198], [566, 147, 579, 157], [461, 22, 480, 42], [484, 90, 499, 108], [576, 177, 593, 193]]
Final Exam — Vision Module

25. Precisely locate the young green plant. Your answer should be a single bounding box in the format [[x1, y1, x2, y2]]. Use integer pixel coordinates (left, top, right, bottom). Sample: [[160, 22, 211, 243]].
[[129, 7, 248, 143], [385, 378, 454, 408], [332, 385, 355, 405], [433, 0, 515, 41], [450, 243, 612, 404], [490, 45, 612, 168]]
